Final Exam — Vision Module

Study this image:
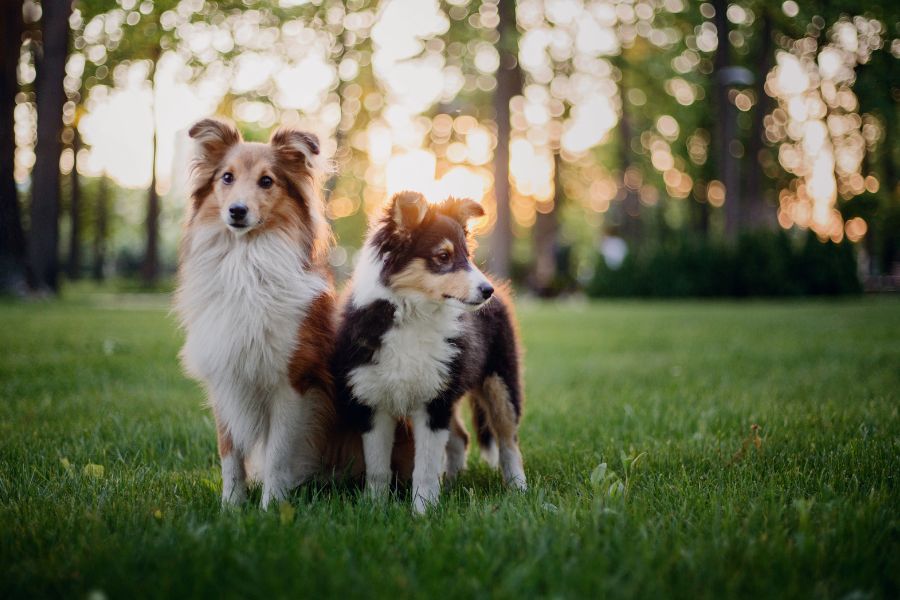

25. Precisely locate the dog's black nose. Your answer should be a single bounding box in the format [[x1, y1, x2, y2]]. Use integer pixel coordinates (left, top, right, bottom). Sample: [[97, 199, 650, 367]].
[[479, 283, 494, 300], [229, 203, 248, 221]]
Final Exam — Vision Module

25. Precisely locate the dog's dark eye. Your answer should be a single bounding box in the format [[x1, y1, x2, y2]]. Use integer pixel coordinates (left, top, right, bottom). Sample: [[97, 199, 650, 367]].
[[222, 172, 234, 185], [435, 251, 451, 264], [258, 176, 273, 189]]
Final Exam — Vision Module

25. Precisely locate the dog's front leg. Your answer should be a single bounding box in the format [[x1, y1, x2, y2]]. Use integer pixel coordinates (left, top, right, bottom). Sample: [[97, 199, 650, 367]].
[[362, 408, 395, 499], [216, 420, 247, 507], [411, 405, 449, 514], [261, 386, 313, 510]]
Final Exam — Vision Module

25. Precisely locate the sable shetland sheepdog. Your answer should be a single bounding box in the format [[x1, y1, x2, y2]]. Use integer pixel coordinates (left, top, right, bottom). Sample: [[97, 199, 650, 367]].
[[174, 118, 337, 509], [332, 191, 527, 513]]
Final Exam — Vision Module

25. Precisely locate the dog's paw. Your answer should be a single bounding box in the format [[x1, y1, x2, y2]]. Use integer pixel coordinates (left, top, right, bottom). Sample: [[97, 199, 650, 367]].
[[365, 483, 391, 503], [505, 474, 527, 492], [444, 452, 468, 481], [221, 485, 247, 509], [412, 485, 440, 515], [412, 494, 435, 515]]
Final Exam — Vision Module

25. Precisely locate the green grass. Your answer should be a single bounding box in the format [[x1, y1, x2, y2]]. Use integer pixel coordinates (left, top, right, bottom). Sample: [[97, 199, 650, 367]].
[[1, 294, 898, 599]]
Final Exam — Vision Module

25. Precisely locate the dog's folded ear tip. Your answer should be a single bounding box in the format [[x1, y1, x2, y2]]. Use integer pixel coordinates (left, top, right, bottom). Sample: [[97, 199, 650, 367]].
[[390, 191, 429, 229], [456, 197, 484, 213], [271, 129, 321, 160], [438, 196, 484, 224], [188, 118, 239, 143], [395, 190, 426, 204]]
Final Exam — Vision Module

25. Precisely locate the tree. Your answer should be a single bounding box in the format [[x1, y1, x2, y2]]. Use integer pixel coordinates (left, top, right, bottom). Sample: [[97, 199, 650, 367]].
[[76, 1, 177, 285], [488, 0, 520, 280], [742, 5, 775, 229], [613, 52, 643, 243], [66, 123, 82, 279], [141, 45, 161, 286], [28, 0, 72, 293], [530, 152, 562, 295], [92, 175, 109, 281], [711, 0, 741, 241], [0, 0, 27, 292]]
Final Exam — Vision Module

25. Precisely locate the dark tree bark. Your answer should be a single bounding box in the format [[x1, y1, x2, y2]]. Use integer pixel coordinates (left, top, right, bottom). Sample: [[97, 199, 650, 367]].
[[617, 96, 642, 243], [0, 0, 28, 292], [28, 0, 71, 293], [712, 0, 740, 240], [530, 152, 562, 296], [743, 9, 774, 230], [488, 0, 521, 279], [141, 51, 161, 286], [66, 127, 81, 279], [613, 53, 642, 243], [92, 175, 108, 281], [141, 125, 160, 285]]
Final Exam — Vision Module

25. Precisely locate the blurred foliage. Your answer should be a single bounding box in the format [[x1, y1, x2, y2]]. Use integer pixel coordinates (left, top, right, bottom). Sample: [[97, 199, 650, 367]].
[[588, 229, 861, 297], [6, 0, 899, 293]]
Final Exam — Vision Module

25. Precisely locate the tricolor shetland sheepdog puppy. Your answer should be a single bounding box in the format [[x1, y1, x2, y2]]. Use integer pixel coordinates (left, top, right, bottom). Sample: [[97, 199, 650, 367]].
[[332, 191, 527, 513], [175, 118, 336, 509]]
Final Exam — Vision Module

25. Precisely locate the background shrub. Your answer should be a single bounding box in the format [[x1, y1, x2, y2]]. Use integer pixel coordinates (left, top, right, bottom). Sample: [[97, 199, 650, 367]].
[[587, 230, 862, 298]]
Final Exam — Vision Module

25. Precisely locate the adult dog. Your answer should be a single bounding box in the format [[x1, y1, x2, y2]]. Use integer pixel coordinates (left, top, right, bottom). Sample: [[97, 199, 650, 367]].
[[175, 118, 335, 509]]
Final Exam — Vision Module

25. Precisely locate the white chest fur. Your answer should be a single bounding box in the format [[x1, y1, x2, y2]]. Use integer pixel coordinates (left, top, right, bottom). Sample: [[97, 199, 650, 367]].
[[348, 301, 464, 417], [176, 226, 327, 393]]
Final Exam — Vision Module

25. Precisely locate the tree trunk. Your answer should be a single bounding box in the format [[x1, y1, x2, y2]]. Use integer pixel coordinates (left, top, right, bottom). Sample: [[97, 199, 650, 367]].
[[488, 0, 521, 279], [92, 175, 108, 281], [531, 152, 561, 296], [141, 53, 161, 286], [28, 0, 71, 293], [617, 93, 642, 243], [712, 0, 740, 240], [743, 9, 774, 230], [0, 0, 27, 292], [66, 127, 81, 279], [612, 53, 643, 243], [877, 68, 898, 276]]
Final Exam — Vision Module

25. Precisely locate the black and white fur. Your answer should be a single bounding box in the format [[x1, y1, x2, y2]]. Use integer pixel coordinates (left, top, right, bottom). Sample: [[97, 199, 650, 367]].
[[332, 191, 527, 513]]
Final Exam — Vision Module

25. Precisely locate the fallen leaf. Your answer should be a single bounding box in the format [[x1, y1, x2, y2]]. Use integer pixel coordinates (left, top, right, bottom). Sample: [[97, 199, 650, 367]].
[[279, 501, 295, 525], [83, 463, 105, 479]]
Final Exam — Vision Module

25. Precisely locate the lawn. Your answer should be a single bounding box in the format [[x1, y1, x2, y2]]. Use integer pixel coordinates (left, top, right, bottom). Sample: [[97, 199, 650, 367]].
[[1, 294, 898, 599]]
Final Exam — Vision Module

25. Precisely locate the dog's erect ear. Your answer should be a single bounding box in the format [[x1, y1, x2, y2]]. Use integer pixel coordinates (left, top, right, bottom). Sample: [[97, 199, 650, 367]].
[[270, 128, 321, 173], [390, 191, 429, 230], [439, 197, 484, 228], [189, 118, 240, 163]]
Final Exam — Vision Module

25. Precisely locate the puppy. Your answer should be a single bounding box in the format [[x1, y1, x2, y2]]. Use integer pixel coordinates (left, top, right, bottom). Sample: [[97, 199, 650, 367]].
[[332, 191, 527, 513], [175, 118, 336, 509]]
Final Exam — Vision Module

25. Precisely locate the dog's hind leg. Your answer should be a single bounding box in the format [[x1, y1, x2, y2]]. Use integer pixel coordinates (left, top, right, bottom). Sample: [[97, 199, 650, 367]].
[[473, 375, 526, 490], [469, 397, 498, 468], [444, 403, 469, 480]]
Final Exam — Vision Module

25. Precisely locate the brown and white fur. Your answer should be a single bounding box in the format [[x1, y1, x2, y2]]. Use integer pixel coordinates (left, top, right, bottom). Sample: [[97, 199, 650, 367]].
[[332, 191, 527, 513], [175, 118, 336, 509]]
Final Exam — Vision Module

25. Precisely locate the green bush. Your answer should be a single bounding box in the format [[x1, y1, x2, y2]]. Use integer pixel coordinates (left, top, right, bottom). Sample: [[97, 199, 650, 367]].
[[587, 230, 862, 298]]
